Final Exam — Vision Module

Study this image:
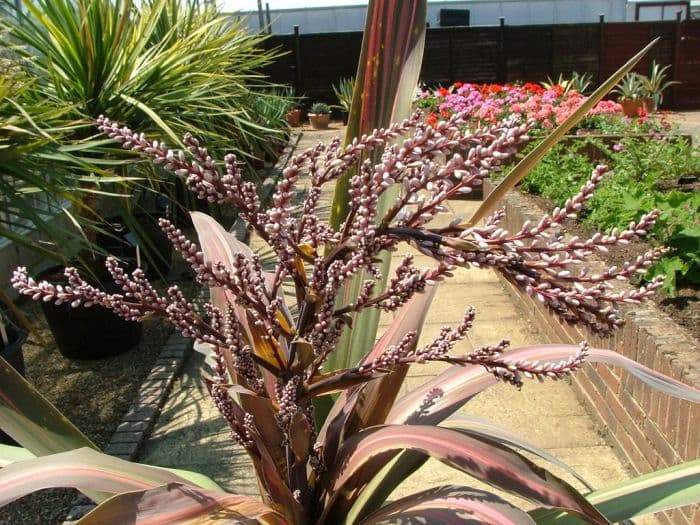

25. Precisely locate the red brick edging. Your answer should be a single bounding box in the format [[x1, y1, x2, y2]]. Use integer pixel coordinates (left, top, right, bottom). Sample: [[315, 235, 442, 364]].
[[482, 180, 699, 525]]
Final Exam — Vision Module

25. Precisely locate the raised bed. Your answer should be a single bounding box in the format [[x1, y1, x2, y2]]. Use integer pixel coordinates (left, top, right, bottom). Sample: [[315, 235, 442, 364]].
[[483, 179, 699, 525]]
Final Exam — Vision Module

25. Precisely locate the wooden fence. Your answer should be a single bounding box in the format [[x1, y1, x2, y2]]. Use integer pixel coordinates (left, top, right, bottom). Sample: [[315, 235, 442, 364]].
[[260, 18, 700, 110]]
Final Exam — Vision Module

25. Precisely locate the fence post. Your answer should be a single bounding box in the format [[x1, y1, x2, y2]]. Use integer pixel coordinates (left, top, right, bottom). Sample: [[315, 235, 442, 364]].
[[497, 17, 506, 83], [293, 25, 303, 96], [448, 28, 454, 84], [672, 10, 682, 109], [597, 14, 605, 86]]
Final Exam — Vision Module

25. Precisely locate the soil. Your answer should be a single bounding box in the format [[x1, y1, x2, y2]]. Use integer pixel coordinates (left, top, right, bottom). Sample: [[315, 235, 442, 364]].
[[0, 266, 198, 525], [526, 193, 699, 342]]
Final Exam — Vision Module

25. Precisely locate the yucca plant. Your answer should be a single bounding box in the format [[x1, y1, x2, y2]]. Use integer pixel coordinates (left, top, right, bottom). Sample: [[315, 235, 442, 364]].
[[0, 52, 129, 263], [2, 107, 699, 523], [542, 72, 592, 95], [0, 0, 290, 265], [331, 77, 355, 113], [637, 60, 680, 109]]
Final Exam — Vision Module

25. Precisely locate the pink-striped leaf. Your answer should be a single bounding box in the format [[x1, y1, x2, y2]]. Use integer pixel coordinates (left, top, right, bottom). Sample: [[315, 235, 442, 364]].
[[317, 285, 436, 473], [345, 412, 587, 523], [321, 425, 609, 525], [358, 485, 536, 525], [442, 414, 593, 490], [76, 482, 288, 525], [191, 212, 289, 371], [388, 345, 700, 427], [0, 447, 194, 507], [190, 212, 288, 489], [324, 0, 428, 407]]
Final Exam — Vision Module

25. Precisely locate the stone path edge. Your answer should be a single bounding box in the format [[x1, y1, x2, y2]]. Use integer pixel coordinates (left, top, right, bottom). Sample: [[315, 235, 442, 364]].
[[62, 332, 193, 522]]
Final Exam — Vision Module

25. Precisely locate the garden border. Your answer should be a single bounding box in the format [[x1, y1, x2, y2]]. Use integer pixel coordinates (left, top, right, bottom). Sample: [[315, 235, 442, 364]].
[[483, 179, 699, 525]]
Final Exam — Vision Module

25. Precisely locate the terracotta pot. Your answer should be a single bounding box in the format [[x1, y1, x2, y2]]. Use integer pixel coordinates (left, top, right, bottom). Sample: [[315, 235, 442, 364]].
[[620, 98, 643, 118], [308, 113, 330, 130], [285, 108, 301, 127], [640, 97, 656, 113]]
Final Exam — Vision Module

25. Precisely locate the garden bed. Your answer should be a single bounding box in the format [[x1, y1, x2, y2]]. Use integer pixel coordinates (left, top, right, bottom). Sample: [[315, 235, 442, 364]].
[[0, 301, 173, 525], [524, 191, 699, 342], [483, 179, 699, 525]]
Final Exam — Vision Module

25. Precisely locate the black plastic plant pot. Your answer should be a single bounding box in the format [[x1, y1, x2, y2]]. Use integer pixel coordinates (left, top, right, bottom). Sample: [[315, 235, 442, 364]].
[[97, 214, 173, 280], [37, 266, 142, 360], [1, 324, 26, 377], [0, 324, 27, 445]]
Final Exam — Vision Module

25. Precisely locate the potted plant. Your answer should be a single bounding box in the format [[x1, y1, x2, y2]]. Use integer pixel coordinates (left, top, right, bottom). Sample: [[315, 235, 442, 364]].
[[637, 61, 680, 112], [308, 102, 331, 129], [332, 76, 355, 123], [612, 73, 644, 117]]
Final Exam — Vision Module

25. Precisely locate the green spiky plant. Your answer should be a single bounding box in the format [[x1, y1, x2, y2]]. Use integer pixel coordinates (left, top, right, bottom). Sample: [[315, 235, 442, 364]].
[[637, 61, 680, 109], [0, 0, 289, 268], [0, 51, 128, 264], [331, 77, 355, 113]]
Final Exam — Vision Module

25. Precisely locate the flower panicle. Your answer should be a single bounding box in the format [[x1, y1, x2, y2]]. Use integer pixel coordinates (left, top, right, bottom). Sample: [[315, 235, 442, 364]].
[[11, 111, 667, 452]]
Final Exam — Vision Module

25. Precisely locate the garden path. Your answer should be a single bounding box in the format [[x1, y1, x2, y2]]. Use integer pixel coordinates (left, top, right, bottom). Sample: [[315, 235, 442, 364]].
[[140, 124, 659, 523]]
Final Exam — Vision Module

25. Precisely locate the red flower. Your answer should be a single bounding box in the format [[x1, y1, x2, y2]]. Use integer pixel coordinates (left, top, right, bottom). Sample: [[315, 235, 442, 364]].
[[438, 87, 449, 97], [426, 112, 438, 127], [453, 81, 463, 89]]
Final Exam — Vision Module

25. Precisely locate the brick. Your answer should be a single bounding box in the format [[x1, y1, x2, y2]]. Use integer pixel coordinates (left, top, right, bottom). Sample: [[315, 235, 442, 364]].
[[110, 431, 144, 445], [115, 420, 149, 433], [135, 393, 163, 406], [620, 389, 645, 426], [664, 396, 681, 447], [676, 400, 691, 459], [139, 378, 169, 393], [669, 507, 691, 525], [605, 388, 632, 432], [597, 363, 620, 394], [104, 442, 138, 458], [159, 346, 187, 358], [587, 374, 615, 432], [585, 363, 607, 396], [626, 416, 659, 469], [123, 404, 159, 422], [155, 358, 181, 368], [644, 419, 679, 468], [571, 374, 607, 430], [149, 370, 177, 380], [686, 404, 700, 460], [149, 364, 178, 376], [613, 425, 653, 476]]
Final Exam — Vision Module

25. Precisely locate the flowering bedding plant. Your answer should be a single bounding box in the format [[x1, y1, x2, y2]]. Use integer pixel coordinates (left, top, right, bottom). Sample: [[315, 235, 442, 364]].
[[4, 106, 699, 524], [416, 82, 623, 131]]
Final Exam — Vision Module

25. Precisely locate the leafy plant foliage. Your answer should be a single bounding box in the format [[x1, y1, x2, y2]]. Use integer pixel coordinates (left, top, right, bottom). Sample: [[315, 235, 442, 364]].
[[519, 133, 699, 295]]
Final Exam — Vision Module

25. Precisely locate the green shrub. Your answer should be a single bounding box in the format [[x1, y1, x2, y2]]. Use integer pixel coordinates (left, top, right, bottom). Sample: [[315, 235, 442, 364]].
[[520, 135, 700, 295]]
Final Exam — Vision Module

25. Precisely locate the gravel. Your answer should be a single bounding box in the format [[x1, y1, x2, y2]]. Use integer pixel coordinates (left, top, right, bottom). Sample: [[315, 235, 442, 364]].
[[0, 292, 175, 524]]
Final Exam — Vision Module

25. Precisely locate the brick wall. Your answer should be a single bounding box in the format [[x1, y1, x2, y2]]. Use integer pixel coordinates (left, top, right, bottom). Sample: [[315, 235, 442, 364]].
[[482, 181, 699, 525]]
